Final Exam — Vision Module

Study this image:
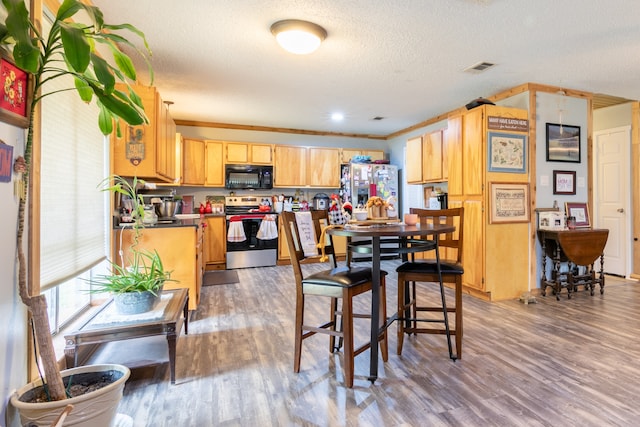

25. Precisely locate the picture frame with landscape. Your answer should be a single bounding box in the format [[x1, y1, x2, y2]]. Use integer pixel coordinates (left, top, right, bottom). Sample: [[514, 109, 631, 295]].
[[546, 123, 581, 163]]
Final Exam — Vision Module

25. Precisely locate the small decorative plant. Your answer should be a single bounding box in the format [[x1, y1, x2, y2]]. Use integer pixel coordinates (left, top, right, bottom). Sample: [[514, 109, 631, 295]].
[[92, 175, 175, 299]]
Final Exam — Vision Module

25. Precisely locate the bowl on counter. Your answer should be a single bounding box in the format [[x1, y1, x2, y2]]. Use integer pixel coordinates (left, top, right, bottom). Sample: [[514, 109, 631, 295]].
[[353, 210, 368, 221]]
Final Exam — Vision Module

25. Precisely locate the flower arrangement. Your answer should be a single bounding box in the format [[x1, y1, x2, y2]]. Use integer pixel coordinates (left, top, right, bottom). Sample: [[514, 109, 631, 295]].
[[365, 196, 389, 209], [366, 196, 389, 219]]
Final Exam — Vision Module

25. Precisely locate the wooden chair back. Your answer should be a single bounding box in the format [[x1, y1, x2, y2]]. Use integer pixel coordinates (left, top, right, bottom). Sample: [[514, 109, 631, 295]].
[[410, 207, 464, 264], [280, 210, 337, 282]]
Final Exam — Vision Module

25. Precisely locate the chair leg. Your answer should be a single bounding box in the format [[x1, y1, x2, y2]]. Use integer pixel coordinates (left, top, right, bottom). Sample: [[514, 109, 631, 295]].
[[437, 274, 455, 360], [294, 294, 304, 373], [330, 297, 340, 352], [342, 290, 355, 388], [396, 273, 406, 355], [379, 276, 388, 362], [454, 276, 463, 359]]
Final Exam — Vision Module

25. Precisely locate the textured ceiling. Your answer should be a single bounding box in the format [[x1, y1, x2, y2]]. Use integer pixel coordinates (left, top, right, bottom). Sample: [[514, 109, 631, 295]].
[[91, 0, 640, 137]]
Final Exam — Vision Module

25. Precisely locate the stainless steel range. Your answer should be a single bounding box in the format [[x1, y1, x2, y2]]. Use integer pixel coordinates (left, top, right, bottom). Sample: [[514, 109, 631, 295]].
[[225, 196, 278, 269]]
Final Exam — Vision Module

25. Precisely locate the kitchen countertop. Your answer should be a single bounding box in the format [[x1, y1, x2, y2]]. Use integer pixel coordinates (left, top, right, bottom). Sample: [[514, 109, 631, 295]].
[[113, 218, 204, 229]]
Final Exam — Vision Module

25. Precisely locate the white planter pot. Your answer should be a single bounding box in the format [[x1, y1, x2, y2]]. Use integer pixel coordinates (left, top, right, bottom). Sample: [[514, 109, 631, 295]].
[[10, 364, 130, 427]]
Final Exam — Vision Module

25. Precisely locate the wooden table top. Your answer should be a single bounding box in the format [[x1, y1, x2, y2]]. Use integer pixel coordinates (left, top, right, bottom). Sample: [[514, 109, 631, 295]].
[[537, 228, 609, 266]]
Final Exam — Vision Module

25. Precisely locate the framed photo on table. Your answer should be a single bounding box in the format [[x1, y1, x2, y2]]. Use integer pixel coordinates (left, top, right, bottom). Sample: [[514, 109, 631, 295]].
[[553, 170, 576, 195], [546, 123, 581, 163], [565, 202, 590, 228], [489, 182, 530, 224], [0, 49, 31, 128], [487, 132, 527, 173]]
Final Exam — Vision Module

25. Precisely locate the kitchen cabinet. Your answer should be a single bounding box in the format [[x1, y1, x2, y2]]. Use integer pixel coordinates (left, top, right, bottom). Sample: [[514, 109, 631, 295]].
[[405, 130, 444, 184], [224, 142, 273, 164], [205, 141, 224, 186], [307, 147, 341, 188], [406, 136, 423, 184], [112, 84, 177, 182], [422, 130, 443, 182], [204, 216, 226, 269], [446, 104, 529, 301], [274, 145, 341, 188], [181, 139, 224, 186], [274, 145, 307, 187], [340, 148, 385, 164], [114, 224, 203, 310]]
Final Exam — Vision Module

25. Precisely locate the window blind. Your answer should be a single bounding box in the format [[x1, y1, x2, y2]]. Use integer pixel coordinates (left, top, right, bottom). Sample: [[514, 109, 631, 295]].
[[39, 52, 108, 291]]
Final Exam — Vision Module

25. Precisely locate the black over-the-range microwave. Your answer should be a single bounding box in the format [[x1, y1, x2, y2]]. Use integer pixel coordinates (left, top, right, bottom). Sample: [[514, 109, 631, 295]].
[[225, 164, 273, 190]]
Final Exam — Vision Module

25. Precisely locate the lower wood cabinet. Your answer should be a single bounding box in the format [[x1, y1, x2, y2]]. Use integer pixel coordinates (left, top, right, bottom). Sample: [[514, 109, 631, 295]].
[[204, 216, 226, 269], [114, 225, 203, 310]]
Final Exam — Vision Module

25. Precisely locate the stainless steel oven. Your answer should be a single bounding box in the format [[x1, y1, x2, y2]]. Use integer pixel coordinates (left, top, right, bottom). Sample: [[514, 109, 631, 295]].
[[225, 196, 278, 269]]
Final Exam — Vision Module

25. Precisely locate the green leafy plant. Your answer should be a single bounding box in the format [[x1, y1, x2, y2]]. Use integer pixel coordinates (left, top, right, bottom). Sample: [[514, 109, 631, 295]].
[[92, 249, 172, 295], [1, 0, 152, 402], [94, 175, 176, 296]]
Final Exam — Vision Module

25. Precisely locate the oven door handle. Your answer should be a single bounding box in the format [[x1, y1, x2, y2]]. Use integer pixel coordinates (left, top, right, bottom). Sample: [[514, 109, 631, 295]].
[[228, 214, 267, 221]]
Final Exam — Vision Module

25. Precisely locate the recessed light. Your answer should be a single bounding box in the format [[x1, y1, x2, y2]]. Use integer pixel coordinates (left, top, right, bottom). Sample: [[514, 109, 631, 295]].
[[331, 112, 344, 121]]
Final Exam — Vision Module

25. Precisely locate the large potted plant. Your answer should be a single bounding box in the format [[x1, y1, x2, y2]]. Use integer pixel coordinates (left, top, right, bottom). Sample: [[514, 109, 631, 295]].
[[1, 0, 153, 424]]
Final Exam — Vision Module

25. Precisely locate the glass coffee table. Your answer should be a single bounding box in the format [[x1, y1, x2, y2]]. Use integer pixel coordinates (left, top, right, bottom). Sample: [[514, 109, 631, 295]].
[[64, 288, 189, 384]]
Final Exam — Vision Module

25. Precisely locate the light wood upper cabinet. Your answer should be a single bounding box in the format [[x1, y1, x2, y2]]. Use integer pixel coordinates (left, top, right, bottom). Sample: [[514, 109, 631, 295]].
[[205, 141, 224, 186], [308, 147, 341, 188], [224, 142, 273, 165], [423, 130, 443, 182], [406, 136, 423, 184], [112, 84, 177, 182], [181, 139, 224, 187], [446, 115, 463, 196], [462, 107, 484, 196], [182, 138, 205, 185], [274, 145, 307, 187]]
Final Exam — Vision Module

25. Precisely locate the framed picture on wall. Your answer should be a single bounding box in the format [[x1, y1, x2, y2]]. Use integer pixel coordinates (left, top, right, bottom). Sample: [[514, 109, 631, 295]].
[[0, 48, 31, 128], [565, 202, 590, 228], [546, 123, 581, 163], [553, 170, 576, 195], [487, 132, 527, 173], [489, 182, 530, 224]]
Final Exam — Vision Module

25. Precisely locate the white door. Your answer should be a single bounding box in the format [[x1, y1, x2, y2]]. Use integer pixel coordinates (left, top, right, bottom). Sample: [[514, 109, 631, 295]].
[[594, 126, 630, 277]]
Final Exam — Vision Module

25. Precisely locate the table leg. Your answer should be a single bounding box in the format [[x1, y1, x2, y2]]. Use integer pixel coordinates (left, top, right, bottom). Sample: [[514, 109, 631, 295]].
[[184, 295, 189, 335], [369, 236, 381, 383], [167, 331, 177, 384]]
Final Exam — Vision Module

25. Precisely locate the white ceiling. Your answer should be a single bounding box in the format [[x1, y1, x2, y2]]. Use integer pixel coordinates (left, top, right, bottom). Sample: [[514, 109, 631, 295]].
[[91, 0, 640, 138]]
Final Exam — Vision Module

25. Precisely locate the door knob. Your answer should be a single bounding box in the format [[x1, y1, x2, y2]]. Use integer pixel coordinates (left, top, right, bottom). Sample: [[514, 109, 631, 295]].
[[617, 208, 625, 213]]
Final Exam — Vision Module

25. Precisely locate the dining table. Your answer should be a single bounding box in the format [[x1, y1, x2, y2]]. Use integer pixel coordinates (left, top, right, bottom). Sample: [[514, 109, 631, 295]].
[[327, 219, 455, 383]]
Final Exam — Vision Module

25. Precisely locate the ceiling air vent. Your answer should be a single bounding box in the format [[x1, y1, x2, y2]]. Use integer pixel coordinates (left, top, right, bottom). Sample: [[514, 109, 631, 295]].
[[464, 61, 495, 73], [372, 116, 384, 121]]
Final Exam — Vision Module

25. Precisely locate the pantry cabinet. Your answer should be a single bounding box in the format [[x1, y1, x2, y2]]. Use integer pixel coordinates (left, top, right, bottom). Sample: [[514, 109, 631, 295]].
[[204, 216, 226, 269], [447, 104, 529, 301], [112, 84, 177, 182], [181, 139, 224, 186], [224, 142, 273, 165]]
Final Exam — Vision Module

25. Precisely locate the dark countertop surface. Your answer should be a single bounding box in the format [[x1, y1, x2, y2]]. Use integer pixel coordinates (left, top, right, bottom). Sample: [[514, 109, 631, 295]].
[[113, 218, 204, 229]]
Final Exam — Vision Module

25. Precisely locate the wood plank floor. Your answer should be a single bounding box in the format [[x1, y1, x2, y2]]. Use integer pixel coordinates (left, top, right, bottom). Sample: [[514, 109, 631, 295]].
[[116, 259, 640, 426]]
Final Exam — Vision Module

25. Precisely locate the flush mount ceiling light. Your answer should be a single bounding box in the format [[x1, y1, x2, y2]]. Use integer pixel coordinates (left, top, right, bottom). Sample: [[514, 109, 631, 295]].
[[270, 19, 327, 55]]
